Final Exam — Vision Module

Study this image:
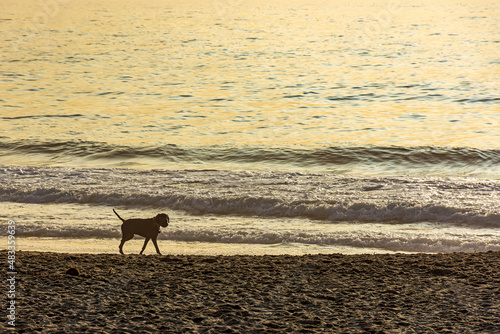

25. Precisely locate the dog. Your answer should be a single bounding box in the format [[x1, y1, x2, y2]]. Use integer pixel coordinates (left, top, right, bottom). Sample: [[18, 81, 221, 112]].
[[113, 209, 169, 255]]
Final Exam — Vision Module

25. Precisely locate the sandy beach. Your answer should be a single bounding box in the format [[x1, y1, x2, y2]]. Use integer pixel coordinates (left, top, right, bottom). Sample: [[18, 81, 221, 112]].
[[2, 251, 499, 333]]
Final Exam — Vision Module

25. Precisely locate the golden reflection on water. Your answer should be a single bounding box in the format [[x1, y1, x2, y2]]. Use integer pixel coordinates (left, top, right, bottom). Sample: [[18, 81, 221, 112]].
[[1, 0, 499, 149]]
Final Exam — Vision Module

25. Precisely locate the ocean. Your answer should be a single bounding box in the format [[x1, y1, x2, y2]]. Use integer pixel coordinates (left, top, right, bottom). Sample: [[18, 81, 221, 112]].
[[1, 0, 499, 255]]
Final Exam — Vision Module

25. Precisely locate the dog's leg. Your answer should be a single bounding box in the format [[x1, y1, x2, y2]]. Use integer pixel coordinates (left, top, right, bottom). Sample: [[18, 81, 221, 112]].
[[152, 237, 162, 255], [119, 231, 134, 255], [140, 237, 151, 255]]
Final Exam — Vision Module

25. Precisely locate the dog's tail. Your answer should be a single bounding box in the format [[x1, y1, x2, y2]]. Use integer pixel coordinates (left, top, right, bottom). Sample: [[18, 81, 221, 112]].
[[113, 209, 125, 222]]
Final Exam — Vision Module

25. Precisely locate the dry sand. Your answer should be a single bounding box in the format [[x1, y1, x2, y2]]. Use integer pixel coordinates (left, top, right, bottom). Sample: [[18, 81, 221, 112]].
[[2, 251, 499, 333]]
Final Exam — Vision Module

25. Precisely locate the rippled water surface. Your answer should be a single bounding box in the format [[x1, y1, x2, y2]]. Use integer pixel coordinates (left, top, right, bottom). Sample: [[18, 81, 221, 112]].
[[1, 0, 498, 254], [1, 0, 499, 165]]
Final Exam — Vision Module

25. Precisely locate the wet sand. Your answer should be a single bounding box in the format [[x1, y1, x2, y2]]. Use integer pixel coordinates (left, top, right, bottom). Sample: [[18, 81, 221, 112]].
[[3, 251, 499, 333]]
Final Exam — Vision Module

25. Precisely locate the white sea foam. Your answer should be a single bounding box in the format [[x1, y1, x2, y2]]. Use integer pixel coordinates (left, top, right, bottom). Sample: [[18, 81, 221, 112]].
[[1, 166, 499, 253], [1, 166, 498, 227]]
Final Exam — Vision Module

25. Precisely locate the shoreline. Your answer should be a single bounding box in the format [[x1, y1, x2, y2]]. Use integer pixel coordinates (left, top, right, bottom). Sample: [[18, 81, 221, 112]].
[[3, 250, 499, 333], [12, 237, 416, 256]]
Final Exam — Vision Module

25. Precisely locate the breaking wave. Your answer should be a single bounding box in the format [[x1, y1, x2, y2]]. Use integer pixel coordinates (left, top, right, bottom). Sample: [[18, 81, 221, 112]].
[[1, 166, 498, 227]]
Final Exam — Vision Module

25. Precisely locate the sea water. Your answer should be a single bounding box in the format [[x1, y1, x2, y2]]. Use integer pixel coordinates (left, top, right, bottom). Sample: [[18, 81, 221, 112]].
[[1, 0, 499, 254]]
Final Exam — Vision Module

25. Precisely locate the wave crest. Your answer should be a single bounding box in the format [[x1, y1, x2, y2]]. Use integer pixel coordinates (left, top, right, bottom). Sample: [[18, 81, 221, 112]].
[[1, 139, 499, 177], [1, 185, 498, 227]]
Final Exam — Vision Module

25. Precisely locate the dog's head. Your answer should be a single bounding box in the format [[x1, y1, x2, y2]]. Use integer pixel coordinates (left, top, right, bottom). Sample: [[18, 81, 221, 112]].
[[155, 213, 169, 227]]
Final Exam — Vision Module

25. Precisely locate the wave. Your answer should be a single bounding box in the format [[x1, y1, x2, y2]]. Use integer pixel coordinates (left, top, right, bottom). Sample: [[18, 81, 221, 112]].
[[2, 187, 498, 227], [1, 139, 499, 177], [10, 223, 500, 253], [1, 166, 499, 227], [0, 114, 84, 120]]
